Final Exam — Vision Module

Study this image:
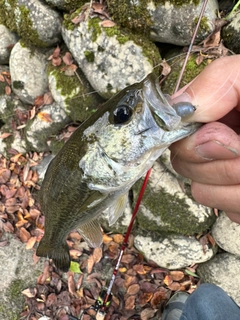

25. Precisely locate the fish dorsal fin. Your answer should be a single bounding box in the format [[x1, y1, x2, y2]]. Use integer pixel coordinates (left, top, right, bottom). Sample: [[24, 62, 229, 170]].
[[107, 193, 128, 226], [77, 219, 103, 247]]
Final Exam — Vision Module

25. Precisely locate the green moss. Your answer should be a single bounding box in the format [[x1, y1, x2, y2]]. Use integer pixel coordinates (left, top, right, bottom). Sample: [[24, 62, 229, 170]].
[[84, 50, 95, 62], [47, 61, 103, 122], [222, 24, 240, 54], [107, 0, 153, 34], [12, 81, 24, 90], [162, 53, 208, 95], [133, 178, 216, 237], [193, 16, 210, 33], [88, 17, 102, 42], [0, 0, 47, 47]]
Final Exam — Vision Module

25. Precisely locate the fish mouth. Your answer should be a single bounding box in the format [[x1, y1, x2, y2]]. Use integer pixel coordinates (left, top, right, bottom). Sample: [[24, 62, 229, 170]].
[[143, 73, 182, 131]]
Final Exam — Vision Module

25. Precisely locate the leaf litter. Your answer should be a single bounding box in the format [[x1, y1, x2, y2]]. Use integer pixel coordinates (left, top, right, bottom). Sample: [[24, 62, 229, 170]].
[[0, 150, 202, 319]]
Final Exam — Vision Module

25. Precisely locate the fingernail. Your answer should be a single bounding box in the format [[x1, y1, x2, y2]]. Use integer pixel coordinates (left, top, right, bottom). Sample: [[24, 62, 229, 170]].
[[196, 140, 239, 160]]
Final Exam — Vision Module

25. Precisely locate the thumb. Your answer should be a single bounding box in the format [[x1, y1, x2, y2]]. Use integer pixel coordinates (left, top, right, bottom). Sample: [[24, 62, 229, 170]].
[[171, 55, 240, 123], [170, 122, 240, 162]]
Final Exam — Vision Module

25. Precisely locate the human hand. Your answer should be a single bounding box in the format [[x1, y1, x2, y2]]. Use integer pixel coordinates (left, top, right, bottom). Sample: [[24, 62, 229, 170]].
[[169, 55, 240, 223]]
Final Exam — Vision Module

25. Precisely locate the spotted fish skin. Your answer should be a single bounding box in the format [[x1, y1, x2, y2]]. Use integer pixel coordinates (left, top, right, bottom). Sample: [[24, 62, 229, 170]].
[[36, 73, 199, 272]]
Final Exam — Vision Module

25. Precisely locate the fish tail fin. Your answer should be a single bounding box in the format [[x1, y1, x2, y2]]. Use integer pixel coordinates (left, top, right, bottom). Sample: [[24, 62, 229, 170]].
[[36, 238, 70, 272]]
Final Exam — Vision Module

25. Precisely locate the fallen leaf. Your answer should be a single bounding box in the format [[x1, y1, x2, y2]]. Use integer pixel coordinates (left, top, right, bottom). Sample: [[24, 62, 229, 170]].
[[22, 287, 37, 298], [103, 234, 112, 243], [43, 92, 54, 105], [68, 272, 76, 295], [0, 132, 12, 139], [126, 283, 140, 295], [70, 261, 82, 274], [5, 85, 11, 95], [19, 227, 31, 243], [63, 52, 74, 65], [87, 255, 95, 274], [93, 247, 102, 264], [121, 253, 135, 264], [169, 270, 185, 281], [140, 308, 156, 320], [101, 20, 116, 27], [26, 236, 37, 249], [37, 112, 52, 123], [0, 168, 11, 183], [167, 281, 181, 291], [34, 95, 44, 107], [125, 295, 135, 310], [113, 234, 124, 244], [150, 288, 170, 308], [138, 292, 153, 306]]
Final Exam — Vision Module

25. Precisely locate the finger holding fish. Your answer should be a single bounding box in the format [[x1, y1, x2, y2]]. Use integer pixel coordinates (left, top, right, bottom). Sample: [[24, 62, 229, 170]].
[[169, 54, 240, 221]]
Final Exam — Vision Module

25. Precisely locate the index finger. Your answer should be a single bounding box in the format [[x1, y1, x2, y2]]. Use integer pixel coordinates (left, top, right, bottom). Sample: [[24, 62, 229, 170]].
[[171, 55, 240, 123]]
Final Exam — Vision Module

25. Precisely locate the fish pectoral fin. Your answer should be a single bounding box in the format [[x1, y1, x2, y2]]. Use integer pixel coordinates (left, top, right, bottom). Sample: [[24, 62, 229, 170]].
[[77, 219, 103, 248], [107, 192, 128, 226], [36, 239, 70, 272]]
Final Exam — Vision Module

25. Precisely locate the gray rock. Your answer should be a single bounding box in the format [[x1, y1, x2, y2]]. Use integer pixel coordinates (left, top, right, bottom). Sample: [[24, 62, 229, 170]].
[[222, 11, 240, 54], [0, 25, 18, 64], [134, 234, 215, 270], [62, 15, 160, 98], [25, 102, 70, 151], [48, 63, 103, 122], [212, 212, 240, 256], [133, 160, 215, 236], [9, 41, 51, 104], [0, 233, 46, 319], [0, 0, 62, 47], [148, 0, 218, 45], [197, 253, 240, 306]]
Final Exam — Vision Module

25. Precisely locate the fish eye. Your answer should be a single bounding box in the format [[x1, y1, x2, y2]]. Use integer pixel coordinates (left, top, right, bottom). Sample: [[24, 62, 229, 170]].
[[113, 105, 133, 124]]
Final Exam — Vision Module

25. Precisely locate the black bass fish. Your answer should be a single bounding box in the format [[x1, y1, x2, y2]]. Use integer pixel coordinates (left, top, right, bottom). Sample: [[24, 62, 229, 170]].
[[36, 73, 199, 272]]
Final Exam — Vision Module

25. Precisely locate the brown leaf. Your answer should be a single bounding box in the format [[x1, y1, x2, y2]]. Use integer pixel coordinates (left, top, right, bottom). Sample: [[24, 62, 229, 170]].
[[0, 73, 5, 82], [126, 283, 140, 295], [43, 92, 54, 105], [168, 281, 181, 291], [138, 292, 153, 306], [93, 247, 102, 264], [34, 95, 44, 107], [101, 20, 116, 27], [169, 270, 185, 281], [22, 287, 37, 298], [121, 253, 135, 264], [133, 264, 147, 274], [52, 56, 62, 66], [68, 272, 76, 296], [113, 234, 124, 244], [3, 221, 14, 233], [63, 52, 74, 65], [160, 59, 171, 77], [0, 168, 11, 183], [52, 46, 61, 58], [150, 288, 170, 308], [87, 254, 95, 274], [19, 227, 31, 243], [125, 295, 135, 310], [0, 132, 12, 139], [46, 293, 57, 307], [25, 236, 37, 249], [103, 233, 112, 243], [5, 197, 19, 214], [37, 112, 52, 123], [5, 85, 11, 95], [140, 308, 156, 320], [124, 275, 137, 288]]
